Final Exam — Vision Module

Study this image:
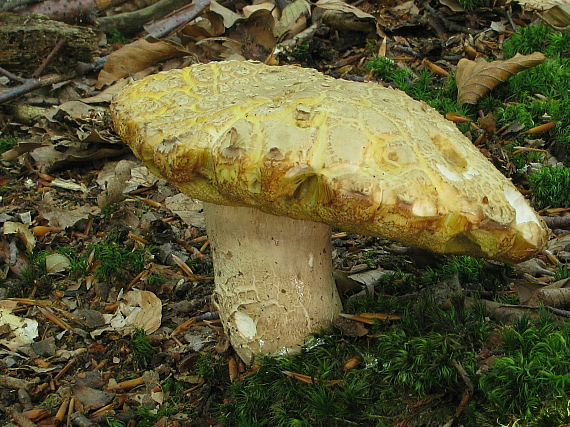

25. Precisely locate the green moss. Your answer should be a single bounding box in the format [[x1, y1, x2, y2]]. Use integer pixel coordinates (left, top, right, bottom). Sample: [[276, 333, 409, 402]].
[[0, 137, 17, 154], [528, 166, 570, 209], [107, 29, 129, 44], [503, 24, 570, 59], [219, 290, 494, 425], [130, 328, 156, 369], [478, 312, 570, 420], [457, 0, 484, 10], [291, 42, 310, 60], [89, 242, 147, 283]]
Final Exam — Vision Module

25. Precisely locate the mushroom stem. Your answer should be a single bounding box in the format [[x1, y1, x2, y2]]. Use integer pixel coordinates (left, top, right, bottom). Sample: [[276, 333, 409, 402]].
[[204, 203, 342, 364]]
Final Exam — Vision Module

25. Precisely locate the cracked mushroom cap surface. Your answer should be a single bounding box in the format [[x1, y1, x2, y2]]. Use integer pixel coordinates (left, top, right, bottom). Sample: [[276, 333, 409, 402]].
[[111, 60, 549, 263]]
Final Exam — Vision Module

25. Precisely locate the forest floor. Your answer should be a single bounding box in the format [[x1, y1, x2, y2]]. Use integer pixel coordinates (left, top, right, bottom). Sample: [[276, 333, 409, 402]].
[[1, 0, 570, 426]]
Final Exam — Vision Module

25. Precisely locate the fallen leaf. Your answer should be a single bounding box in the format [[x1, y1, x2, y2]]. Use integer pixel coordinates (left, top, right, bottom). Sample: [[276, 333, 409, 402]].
[[96, 38, 191, 88], [210, 0, 243, 28], [273, 0, 311, 39], [0, 308, 39, 352], [3, 222, 36, 252], [38, 192, 99, 229], [456, 52, 546, 105], [45, 253, 71, 274], [313, 0, 377, 32], [164, 193, 205, 228]]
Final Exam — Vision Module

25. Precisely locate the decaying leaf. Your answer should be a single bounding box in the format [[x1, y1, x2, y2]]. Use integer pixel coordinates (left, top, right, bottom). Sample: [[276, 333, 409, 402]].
[[228, 9, 276, 61], [0, 308, 39, 352], [273, 0, 311, 39], [210, 0, 243, 28], [313, 0, 377, 32], [164, 193, 205, 228], [38, 192, 99, 229], [456, 52, 546, 105], [96, 38, 193, 88], [45, 253, 71, 274], [3, 222, 36, 252]]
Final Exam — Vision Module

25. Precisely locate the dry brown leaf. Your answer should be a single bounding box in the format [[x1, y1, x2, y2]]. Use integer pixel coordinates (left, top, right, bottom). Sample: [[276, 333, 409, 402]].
[[96, 38, 191, 89], [313, 0, 377, 32], [456, 52, 546, 106], [210, 0, 243, 28], [273, 0, 311, 39], [530, 287, 570, 307], [228, 9, 276, 61]]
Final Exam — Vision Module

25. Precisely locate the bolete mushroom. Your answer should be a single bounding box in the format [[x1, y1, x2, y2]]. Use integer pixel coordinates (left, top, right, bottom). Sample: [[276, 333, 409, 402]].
[[111, 60, 549, 364]]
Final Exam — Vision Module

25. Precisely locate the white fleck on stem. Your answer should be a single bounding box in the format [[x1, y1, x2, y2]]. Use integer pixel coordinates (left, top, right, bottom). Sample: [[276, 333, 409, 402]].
[[204, 203, 342, 364]]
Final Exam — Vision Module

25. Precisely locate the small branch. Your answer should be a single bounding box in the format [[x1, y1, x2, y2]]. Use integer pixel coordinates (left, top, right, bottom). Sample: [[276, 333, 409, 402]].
[[0, 65, 26, 83], [32, 38, 68, 79], [541, 215, 570, 230], [0, 56, 108, 104], [94, 0, 207, 35]]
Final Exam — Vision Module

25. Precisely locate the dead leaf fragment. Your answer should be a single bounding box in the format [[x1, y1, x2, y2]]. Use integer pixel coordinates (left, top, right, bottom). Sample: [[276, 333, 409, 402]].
[[0, 308, 39, 352], [3, 222, 36, 252], [456, 52, 547, 105], [96, 38, 191, 88], [273, 0, 311, 39], [313, 0, 377, 32]]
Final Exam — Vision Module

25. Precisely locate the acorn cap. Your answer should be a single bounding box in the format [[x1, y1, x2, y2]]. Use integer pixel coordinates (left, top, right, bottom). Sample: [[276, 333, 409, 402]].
[[111, 60, 549, 263]]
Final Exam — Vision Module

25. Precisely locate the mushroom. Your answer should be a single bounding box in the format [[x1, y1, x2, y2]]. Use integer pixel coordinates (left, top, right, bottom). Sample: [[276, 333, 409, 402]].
[[111, 60, 549, 364]]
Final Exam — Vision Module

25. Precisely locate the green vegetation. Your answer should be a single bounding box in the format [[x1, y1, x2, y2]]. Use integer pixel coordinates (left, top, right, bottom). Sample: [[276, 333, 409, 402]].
[[0, 137, 17, 154], [367, 23, 570, 175], [107, 29, 129, 44], [90, 242, 147, 283], [554, 264, 570, 282], [101, 203, 121, 218], [130, 328, 156, 369], [291, 42, 310, 60], [195, 351, 226, 381], [218, 251, 568, 425], [366, 56, 471, 130], [219, 285, 568, 425], [105, 417, 126, 427], [479, 311, 570, 419], [457, 0, 484, 10], [134, 405, 178, 427], [528, 166, 570, 209]]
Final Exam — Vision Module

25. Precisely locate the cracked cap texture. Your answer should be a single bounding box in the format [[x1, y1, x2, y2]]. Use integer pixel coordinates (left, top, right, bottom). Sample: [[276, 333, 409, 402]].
[[111, 60, 549, 263]]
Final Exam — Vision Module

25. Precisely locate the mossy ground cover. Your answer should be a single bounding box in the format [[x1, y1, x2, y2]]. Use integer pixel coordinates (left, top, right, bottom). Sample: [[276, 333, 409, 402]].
[[218, 259, 570, 426]]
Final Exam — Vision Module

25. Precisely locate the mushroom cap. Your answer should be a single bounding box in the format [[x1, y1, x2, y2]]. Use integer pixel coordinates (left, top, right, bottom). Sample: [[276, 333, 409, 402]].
[[111, 60, 549, 263]]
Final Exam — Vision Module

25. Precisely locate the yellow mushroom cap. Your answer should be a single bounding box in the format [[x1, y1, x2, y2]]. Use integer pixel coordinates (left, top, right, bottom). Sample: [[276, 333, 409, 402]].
[[111, 60, 549, 263]]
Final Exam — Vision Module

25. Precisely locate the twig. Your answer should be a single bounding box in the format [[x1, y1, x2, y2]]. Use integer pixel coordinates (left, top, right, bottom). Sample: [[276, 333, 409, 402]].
[[144, 0, 211, 38], [0, 375, 34, 390], [32, 38, 68, 79], [0, 65, 26, 83], [11, 409, 38, 427], [505, 7, 518, 32], [94, 0, 208, 36], [0, 56, 108, 104], [392, 45, 423, 58], [535, 11, 567, 32], [541, 215, 570, 229]]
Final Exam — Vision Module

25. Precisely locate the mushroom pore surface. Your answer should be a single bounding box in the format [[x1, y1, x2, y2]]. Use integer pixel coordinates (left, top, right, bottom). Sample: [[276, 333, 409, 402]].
[[111, 60, 548, 263]]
